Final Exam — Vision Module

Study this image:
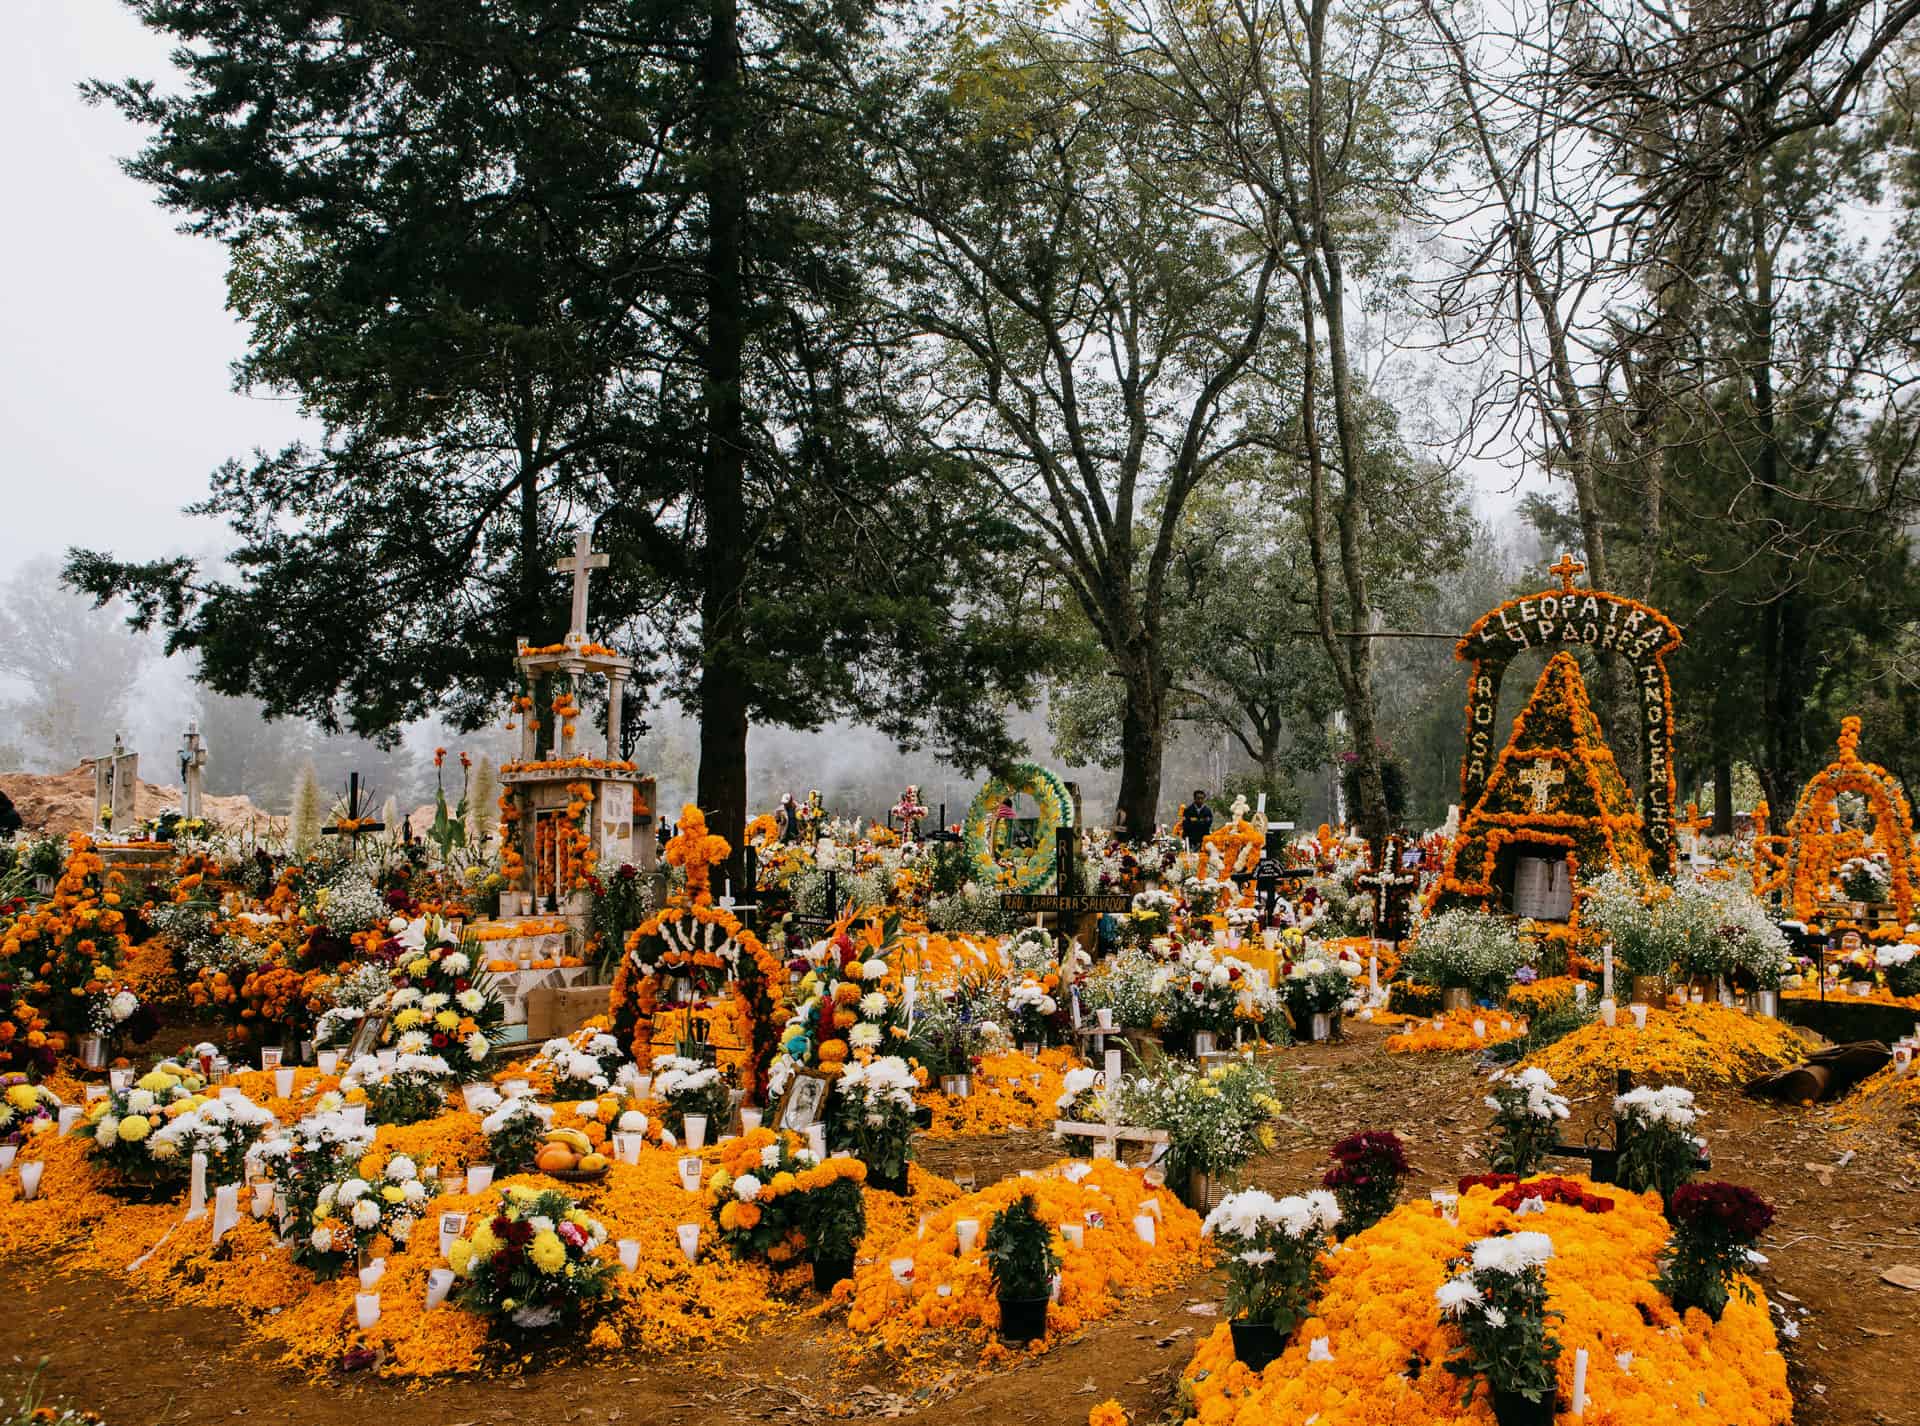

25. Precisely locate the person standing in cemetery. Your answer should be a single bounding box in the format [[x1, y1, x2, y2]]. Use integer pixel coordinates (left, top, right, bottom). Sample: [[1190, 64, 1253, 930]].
[[1180, 790, 1214, 850]]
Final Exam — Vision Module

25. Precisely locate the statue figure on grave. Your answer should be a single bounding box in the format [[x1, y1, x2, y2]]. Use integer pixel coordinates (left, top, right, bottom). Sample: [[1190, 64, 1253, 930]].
[[777, 792, 802, 844]]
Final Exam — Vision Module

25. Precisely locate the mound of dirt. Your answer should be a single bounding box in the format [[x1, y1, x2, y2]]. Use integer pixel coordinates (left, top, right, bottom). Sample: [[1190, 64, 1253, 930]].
[[0, 764, 273, 837]]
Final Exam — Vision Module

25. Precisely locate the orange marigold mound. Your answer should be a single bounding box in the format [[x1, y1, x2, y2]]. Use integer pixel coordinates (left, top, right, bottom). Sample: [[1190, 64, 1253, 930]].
[[1178, 1174, 1789, 1426], [1522, 1003, 1808, 1093], [842, 1158, 1204, 1363], [1385, 1008, 1525, 1055], [920, 1047, 1081, 1137]]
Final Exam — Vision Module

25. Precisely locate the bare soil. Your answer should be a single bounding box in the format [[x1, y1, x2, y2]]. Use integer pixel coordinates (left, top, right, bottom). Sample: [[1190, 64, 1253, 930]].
[[3, 1022, 1911, 1425]]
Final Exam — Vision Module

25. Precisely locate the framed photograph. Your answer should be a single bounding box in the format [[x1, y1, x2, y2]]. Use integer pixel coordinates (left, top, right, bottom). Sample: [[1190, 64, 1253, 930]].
[[346, 1011, 388, 1062], [1399, 848, 1422, 870], [773, 1069, 834, 1134]]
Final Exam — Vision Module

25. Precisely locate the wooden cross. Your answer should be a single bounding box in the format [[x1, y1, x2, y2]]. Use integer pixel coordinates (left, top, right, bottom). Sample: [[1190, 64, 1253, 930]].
[[1514, 757, 1566, 814], [320, 772, 385, 847], [1053, 1046, 1168, 1163], [1546, 1069, 1711, 1185], [1357, 838, 1418, 941], [552, 528, 610, 639], [1547, 551, 1586, 592], [1230, 822, 1307, 923]]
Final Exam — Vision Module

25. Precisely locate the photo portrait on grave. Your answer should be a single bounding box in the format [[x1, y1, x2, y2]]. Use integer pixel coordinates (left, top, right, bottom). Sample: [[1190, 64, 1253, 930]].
[[774, 1069, 832, 1133]]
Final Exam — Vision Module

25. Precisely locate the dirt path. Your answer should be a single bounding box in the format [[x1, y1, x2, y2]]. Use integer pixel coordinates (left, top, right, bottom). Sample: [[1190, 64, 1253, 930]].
[[3, 1023, 1910, 1425]]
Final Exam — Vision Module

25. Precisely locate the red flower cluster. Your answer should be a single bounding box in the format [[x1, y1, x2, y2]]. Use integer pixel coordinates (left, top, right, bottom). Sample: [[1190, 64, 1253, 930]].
[[1493, 1175, 1615, 1214], [1322, 1129, 1411, 1190], [1458, 1172, 1519, 1194], [1669, 1180, 1775, 1239]]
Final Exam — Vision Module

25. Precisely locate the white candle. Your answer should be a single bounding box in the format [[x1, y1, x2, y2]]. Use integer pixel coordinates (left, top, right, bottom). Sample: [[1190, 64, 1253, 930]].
[[358, 1257, 386, 1289], [0, 1146, 15, 1171], [1096, 1007, 1113, 1030], [354, 1292, 381, 1330], [274, 1067, 296, 1099], [806, 1124, 827, 1160], [466, 1163, 495, 1193], [1104, 1047, 1122, 1085], [317, 1050, 338, 1075], [251, 1181, 275, 1218], [109, 1067, 133, 1092], [424, 1267, 456, 1310], [613, 1133, 643, 1165], [1472, 1018, 1486, 1039], [17, 1160, 43, 1201], [1630, 1004, 1649, 1029], [632, 1074, 653, 1100], [1132, 1214, 1156, 1245], [954, 1218, 980, 1254], [678, 1156, 703, 1193], [1572, 1347, 1589, 1416], [739, 1108, 762, 1133], [683, 1115, 708, 1151], [1307, 1336, 1333, 1361], [438, 1211, 468, 1258], [1262, 928, 1277, 950], [1603, 945, 1614, 1000], [618, 1238, 641, 1272], [889, 1257, 914, 1285], [1369, 954, 1379, 993], [1599, 998, 1617, 1028], [676, 1223, 701, 1264], [211, 1184, 241, 1245], [1141, 1196, 1162, 1221], [186, 1152, 209, 1220], [260, 1047, 283, 1070]]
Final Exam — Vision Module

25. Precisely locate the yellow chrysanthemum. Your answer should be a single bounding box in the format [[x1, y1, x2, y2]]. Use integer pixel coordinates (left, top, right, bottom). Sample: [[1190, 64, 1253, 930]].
[[117, 1114, 151, 1142], [529, 1230, 567, 1274]]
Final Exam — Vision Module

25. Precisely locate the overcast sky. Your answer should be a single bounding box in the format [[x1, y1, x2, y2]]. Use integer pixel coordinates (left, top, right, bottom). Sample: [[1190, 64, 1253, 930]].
[[1, 1, 310, 581]]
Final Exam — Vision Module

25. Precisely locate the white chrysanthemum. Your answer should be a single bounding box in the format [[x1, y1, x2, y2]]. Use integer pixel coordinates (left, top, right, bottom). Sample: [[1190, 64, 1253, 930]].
[[386, 1154, 418, 1181], [617, 1110, 648, 1133], [126, 1089, 155, 1115], [861, 958, 888, 981], [457, 989, 486, 1013], [1469, 1230, 1553, 1276], [733, 1173, 763, 1202], [848, 1023, 883, 1050], [351, 1198, 381, 1229], [859, 992, 889, 1018]]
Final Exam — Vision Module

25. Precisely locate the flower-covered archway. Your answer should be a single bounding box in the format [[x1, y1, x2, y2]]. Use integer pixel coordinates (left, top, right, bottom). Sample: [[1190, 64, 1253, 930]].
[[607, 806, 787, 1097], [1784, 717, 1920, 939], [1455, 554, 1681, 871]]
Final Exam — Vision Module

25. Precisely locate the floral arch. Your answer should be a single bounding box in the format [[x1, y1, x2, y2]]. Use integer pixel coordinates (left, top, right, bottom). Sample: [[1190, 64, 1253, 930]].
[[1784, 717, 1920, 939], [962, 763, 1073, 893]]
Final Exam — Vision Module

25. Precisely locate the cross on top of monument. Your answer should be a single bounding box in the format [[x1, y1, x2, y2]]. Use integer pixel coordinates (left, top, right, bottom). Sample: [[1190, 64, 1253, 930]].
[[1515, 757, 1566, 814], [1547, 551, 1586, 592], [553, 528, 610, 640]]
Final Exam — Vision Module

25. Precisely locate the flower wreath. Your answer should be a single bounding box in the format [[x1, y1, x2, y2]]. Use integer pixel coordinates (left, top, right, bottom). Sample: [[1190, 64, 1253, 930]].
[[962, 763, 1074, 894]]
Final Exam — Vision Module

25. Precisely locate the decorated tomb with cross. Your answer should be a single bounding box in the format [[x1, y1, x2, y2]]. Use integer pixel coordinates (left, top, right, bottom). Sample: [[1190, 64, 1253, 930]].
[[85, 733, 139, 835], [496, 527, 658, 927], [1229, 818, 1311, 925], [1357, 836, 1420, 944], [1052, 1044, 1169, 1164], [1544, 1068, 1712, 1185]]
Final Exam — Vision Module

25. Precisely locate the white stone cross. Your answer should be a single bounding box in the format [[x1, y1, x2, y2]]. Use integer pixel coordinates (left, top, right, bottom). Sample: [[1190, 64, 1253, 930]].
[[1515, 757, 1565, 814], [552, 529, 610, 639], [178, 721, 209, 820]]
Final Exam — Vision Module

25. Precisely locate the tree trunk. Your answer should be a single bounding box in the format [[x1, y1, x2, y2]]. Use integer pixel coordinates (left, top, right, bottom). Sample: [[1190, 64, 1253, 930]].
[[694, 0, 750, 884], [1115, 657, 1166, 841], [1711, 757, 1734, 836]]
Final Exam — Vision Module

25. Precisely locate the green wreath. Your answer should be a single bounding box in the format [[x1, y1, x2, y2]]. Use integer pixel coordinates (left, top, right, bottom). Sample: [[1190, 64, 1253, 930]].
[[964, 763, 1075, 893]]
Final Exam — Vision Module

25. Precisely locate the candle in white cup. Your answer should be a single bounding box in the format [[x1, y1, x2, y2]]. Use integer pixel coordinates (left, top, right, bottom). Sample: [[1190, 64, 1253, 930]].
[[683, 1115, 708, 1151], [632, 1074, 653, 1100], [1096, 1007, 1113, 1030], [1599, 998, 1617, 1028], [0, 1146, 16, 1172], [274, 1067, 296, 1099], [954, 1218, 980, 1255], [441, 1174, 465, 1197], [358, 1257, 385, 1289], [424, 1267, 456, 1310], [1572, 1347, 1589, 1417], [438, 1211, 468, 1258], [1132, 1214, 1157, 1245], [84, 1085, 107, 1102], [805, 1124, 826, 1160], [612, 1133, 643, 1165], [466, 1163, 494, 1193], [17, 1160, 43, 1201], [1060, 1223, 1084, 1249], [317, 1050, 339, 1075], [354, 1292, 381, 1330], [251, 1181, 275, 1218], [56, 1106, 81, 1136], [618, 1238, 641, 1272], [678, 1156, 703, 1193], [739, 1108, 762, 1133], [1630, 1004, 1649, 1029], [676, 1223, 700, 1264], [211, 1184, 241, 1245], [1471, 1019, 1486, 1040], [109, 1067, 133, 1092], [889, 1257, 914, 1284], [260, 1048, 283, 1071]]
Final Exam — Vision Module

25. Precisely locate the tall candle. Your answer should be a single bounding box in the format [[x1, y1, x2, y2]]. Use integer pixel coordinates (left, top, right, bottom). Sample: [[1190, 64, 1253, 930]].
[[466, 1163, 494, 1193], [274, 1067, 296, 1099], [17, 1160, 42, 1201], [211, 1184, 241, 1246], [955, 1218, 981, 1254], [354, 1292, 381, 1330], [1571, 1347, 1589, 1416], [186, 1152, 209, 1221], [1603, 944, 1614, 1000], [618, 1239, 641, 1272], [683, 1114, 708, 1151]]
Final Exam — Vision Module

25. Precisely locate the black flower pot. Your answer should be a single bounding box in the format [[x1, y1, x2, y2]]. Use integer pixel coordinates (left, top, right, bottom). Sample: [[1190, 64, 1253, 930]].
[[1489, 1387, 1556, 1426], [998, 1293, 1050, 1342], [812, 1254, 854, 1293], [1228, 1318, 1290, 1372]]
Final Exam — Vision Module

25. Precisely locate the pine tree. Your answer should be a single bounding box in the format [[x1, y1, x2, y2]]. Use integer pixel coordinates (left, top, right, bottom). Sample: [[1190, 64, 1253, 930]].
[[289, 762, 322, 851]]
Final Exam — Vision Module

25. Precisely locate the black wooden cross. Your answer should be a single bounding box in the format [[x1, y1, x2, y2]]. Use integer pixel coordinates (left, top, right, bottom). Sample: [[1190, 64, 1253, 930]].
[[319, 773, 385, 849], [1545, 1068, 1712, 1185], [1231, 823, 1311, 923]]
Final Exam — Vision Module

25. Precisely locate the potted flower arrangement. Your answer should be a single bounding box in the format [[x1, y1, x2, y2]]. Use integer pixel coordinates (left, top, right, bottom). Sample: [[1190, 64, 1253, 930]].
[[1157, 949, 1245, 1055], [984, 1193, 1058, 1343], [1202, 1188, 1340, 1370], [1004, 977, 1062, 1050], [305, 1155, 438, 1274], [1837, 946, 1878, 995], [1127, 1058, 1280, 1210], [1838, 852, 1890, 912], [341, 1052, 454, 1126], [1614, 1083, 1704, 1205], [448, 1185, 615, 1331], [1579, 869, 1683, 1003], [1280, 954, 1356, 1041], [481, 1096, 554, 1173], [795, 1155, 868, 1291], [827, 1055, 919, 1193], [1877, 942, 1920, 999], [83, 1060, 209, 1190], [378, 915, 504, 1077], [1401, 910, 1529, 1011], [1321, 1130, 1409, 1237], [1657, 1180, 1775, 1320], [1483, 1067, 1570, 1176], [1436, 1231, 1561, 1425], [650, 1053, 732, 1139], [254, 1109, 379, 1276], [148, 1093, 278, 1186], [1082, 949, 1161, 1031], [1128, 888, 1176, 946], [0, 1078, 59, 1144]]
